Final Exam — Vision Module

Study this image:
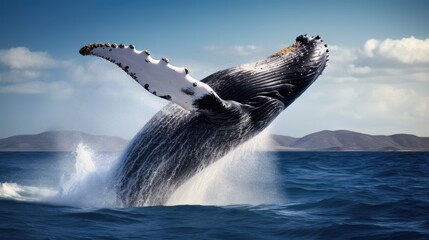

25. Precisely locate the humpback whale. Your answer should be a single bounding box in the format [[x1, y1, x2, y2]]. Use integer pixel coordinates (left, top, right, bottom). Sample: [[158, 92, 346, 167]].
[[80, 34, 329, 206]]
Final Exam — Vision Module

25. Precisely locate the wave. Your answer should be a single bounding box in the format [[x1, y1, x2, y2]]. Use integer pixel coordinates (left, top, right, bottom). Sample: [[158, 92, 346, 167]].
[[0, 182, 56, 201]]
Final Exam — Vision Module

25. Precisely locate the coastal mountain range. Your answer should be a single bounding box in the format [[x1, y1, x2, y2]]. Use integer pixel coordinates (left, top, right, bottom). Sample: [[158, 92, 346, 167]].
[[0, 131, 127, 152], [268, 130, 429, 151], [0, 130, 428, 152]]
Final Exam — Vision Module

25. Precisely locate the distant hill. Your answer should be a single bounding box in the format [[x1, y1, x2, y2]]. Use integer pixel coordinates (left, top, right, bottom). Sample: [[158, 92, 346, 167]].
[[0, 130, 428, 152], [268, 130, 429, 151], [0, 131, 128, 152]]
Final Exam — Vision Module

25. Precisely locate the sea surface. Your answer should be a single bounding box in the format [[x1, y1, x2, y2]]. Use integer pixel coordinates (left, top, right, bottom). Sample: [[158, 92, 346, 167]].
[[0, 149, 428, 239]]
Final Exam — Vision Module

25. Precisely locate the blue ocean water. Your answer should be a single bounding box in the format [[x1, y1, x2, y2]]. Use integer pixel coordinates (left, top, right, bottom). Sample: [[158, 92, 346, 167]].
[[0, 150, 428, 239]]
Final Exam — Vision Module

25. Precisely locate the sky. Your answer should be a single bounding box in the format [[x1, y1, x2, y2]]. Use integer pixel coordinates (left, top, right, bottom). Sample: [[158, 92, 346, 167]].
[[0, 0, 428, 139]]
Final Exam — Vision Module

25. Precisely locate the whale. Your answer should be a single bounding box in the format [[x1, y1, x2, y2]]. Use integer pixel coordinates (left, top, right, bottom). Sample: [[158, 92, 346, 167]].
[[79, 34, 329, 206]]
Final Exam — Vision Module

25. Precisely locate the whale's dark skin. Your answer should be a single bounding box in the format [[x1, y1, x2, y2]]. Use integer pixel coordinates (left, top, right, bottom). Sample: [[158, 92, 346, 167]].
[[80, 34, 329, 206]]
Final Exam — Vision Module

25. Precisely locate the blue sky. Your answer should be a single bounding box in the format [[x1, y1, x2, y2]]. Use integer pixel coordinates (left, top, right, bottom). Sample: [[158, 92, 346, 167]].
[[1, 0, 429, 139]]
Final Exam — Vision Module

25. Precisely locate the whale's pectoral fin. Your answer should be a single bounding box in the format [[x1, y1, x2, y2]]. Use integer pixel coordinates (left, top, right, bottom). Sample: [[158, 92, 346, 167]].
[[79, 43, 224, 112]]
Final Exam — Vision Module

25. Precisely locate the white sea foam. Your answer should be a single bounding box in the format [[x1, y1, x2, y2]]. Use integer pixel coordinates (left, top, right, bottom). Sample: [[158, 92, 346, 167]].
[[0, 182, 56, 201]]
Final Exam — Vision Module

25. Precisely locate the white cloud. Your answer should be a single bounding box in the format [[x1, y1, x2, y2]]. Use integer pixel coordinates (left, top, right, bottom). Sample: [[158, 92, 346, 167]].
[[324, 40, 429, 84], [363, 39, 379, 57], [0, 47, 57, 69], [0, 69, 41, 83], [0, 80, 73, 99], [204, 44, 259, 56], [272, 36, 429, 137], [0, 47, 71, 99], [363, 36, 429, 64], [347, 64, 371, 75]]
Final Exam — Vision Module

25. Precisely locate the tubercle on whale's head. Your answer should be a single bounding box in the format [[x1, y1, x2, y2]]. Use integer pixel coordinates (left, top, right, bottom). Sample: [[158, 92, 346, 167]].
[[273, 34, 328, 57], [274, 41, 301, 56]]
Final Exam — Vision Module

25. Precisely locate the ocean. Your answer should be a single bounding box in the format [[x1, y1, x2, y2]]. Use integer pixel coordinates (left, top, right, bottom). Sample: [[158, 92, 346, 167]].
[[0, 147, 428, 239]]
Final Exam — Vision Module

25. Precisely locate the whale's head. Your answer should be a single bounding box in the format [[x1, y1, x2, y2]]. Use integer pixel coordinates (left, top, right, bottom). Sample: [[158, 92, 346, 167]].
[[200, 34, 329, 127], [268, 34, 329, 107]]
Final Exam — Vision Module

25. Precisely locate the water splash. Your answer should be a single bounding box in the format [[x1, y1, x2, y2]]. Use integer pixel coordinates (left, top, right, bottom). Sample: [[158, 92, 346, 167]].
[[166, 132, 283, 206], [51, 143, 119, 207], [60, 144, 96, 194]]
